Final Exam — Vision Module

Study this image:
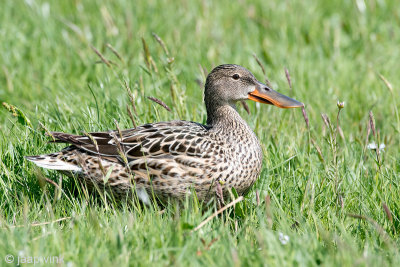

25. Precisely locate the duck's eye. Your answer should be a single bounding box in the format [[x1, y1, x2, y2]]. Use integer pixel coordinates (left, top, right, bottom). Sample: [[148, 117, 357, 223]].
[[232, 74, 240, 80]]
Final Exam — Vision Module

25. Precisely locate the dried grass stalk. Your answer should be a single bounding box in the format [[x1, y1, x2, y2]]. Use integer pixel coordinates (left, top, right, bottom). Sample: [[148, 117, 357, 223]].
[[90, 45, 111, 67], [302, 106, 310, 129], [240, 100, 250, 115], [106, 43, 124, 63], [147, 96, 171, 112], [253, 53, 272, 87]]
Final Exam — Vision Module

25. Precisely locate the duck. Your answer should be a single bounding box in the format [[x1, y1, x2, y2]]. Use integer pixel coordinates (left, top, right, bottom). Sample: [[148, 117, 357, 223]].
[[26, 64, 303, 204]]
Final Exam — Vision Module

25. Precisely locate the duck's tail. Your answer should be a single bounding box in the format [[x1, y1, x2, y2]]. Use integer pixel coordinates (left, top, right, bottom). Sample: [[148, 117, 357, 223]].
[[25, 153, 82, 172]]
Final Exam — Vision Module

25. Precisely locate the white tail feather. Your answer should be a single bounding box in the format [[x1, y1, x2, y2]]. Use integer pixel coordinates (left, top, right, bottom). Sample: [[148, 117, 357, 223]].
[[26, 156, 82, 172]]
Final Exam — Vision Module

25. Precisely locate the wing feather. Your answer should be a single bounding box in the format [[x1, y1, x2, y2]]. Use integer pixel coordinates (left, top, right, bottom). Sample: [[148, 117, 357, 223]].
[[49, 121, 216, 162]]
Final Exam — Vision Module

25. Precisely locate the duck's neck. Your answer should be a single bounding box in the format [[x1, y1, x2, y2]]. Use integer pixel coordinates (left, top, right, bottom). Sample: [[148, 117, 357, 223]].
[[206, 103, 262, 161], [206, 103, 251, 133]]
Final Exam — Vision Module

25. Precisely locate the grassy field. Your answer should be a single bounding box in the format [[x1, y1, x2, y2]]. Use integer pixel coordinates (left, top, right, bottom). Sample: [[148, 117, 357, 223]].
[[1, 0, 399, 266]]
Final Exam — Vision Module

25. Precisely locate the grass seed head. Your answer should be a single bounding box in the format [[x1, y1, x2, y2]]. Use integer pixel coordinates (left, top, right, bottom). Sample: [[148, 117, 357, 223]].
[[301, 106, 310, 129], [382, 203, 393, 223], [369, 111, 376, 137], [321, 113, 331, 128]]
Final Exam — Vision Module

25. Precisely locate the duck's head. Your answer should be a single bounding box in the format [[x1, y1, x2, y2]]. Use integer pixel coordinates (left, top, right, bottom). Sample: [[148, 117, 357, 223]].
[[204, 64, 303, 109]]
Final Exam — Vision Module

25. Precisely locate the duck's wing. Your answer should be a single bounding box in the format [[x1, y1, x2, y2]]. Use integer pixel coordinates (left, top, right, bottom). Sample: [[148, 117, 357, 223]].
[[50, 120, 219, 163]]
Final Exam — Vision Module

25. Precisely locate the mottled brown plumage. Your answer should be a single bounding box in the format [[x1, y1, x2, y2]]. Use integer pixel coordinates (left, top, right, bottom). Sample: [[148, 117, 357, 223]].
[[26, 64, 303, 203]]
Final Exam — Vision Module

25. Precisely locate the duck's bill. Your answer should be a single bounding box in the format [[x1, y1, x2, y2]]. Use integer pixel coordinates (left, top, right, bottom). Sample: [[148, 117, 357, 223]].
[[248, 82, 304, 108]]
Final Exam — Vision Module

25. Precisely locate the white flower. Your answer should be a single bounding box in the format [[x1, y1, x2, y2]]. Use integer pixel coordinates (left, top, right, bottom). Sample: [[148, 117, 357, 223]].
[[278, 232, 289, 245], [367, 142, 385, 151]]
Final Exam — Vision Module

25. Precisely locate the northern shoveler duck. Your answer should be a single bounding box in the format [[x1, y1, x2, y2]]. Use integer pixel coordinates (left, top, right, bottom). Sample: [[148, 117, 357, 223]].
[[26, 64, 303, 203]]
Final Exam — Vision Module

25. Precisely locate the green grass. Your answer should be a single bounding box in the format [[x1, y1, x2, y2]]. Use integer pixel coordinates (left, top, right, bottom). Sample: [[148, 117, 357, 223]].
[[1, 0, 399, 266]]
